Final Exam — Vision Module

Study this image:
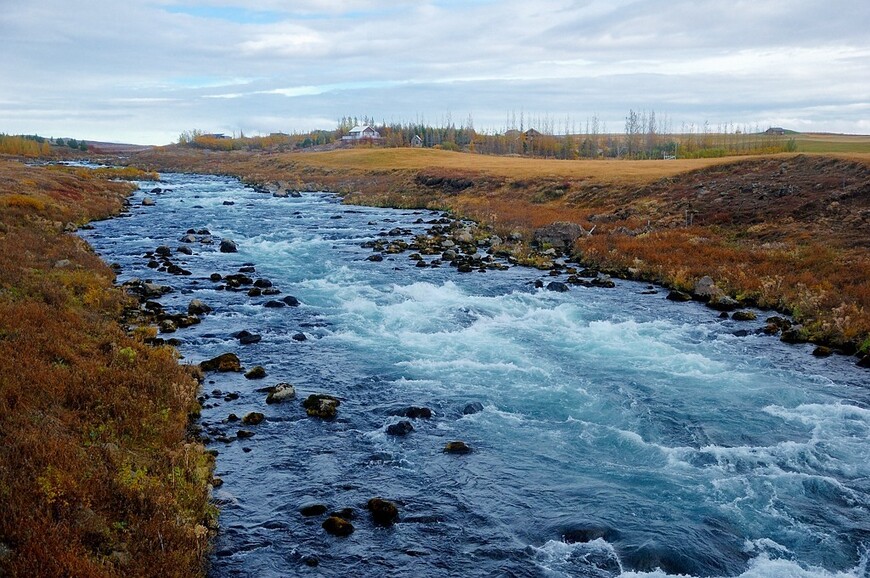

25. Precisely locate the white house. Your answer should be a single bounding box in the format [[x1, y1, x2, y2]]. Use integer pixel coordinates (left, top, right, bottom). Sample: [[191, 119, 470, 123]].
[[342, 125, 381, 141]]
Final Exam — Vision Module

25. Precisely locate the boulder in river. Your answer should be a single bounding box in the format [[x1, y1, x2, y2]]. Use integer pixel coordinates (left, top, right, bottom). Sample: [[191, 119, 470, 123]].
[[443, 441, 472, 454], [244, 366, 267, 380], [367, 498, 399, 526], [463, 402, 484, 415], [219, 239, 238, 253], [386, 420, 414, 436], [300, 503, 328, 517], [264, 300, 285, 308], [666, 290, 692, 302], [200, 353, 242, 372], [303, 394, 341, 419], [235, 330, 262, 345], [265, 382, 296, 404], [141, 197, 155, 206], [283, 296, 300, 307], [402, 406, 433, 419], [707, 295, 740, 312], [731, 310, 757, 321], [546, 281, 569, 292], [242, 412, 265, 425], [188, 299, 212, 315], [322, 516, 354, 537]]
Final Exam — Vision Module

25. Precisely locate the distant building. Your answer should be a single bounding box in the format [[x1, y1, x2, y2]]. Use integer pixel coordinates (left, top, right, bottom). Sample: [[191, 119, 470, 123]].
[[202, 133, 230, 140], [411, 134, 424, 147], [765, 127, 786, 136], [342, 125, 381, 141], [524, 128, 543, 139]]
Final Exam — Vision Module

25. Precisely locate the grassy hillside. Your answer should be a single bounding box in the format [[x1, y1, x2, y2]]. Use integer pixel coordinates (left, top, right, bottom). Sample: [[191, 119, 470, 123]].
[[128, 146, 870, 357], [0, 159, 214, 577]]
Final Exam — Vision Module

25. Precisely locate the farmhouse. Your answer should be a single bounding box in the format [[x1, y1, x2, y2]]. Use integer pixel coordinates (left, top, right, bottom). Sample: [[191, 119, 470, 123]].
[[765, 127, 786, 136], [411, 134, 424, 147], [342, 125, 381, 141]]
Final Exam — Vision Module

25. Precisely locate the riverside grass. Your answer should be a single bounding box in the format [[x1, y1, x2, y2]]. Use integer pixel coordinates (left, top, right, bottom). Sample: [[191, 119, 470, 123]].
[[0, 158, 214, 578], [129, 146, 870, 353]]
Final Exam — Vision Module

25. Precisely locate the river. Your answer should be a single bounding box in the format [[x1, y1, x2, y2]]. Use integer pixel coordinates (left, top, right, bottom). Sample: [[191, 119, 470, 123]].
[[80, 172, 870, 578]]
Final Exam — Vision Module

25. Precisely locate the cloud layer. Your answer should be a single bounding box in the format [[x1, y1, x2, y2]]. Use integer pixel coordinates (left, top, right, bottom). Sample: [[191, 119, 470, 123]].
[[2, 0, 868, 144]]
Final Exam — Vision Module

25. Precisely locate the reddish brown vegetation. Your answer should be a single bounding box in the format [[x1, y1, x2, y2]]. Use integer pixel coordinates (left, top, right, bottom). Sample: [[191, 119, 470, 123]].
[[0, 159, 213, 577]]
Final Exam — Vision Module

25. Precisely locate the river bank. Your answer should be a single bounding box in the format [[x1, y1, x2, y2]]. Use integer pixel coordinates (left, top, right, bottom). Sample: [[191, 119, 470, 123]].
[[125, 147, 870, 365], [0, 158, 215, 577]]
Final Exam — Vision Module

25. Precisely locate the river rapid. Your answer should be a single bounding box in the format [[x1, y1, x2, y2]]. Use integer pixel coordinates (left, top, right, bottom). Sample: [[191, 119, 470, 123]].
[[80, 172, 870, 578]]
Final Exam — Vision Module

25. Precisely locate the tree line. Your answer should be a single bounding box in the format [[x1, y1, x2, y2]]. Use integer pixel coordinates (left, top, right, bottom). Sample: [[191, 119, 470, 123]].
[[179, 110, 797, 159]]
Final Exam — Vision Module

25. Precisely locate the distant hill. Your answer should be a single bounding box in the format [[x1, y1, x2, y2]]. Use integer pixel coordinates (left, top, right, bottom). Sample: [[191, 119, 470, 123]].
[[84, 141, 153, 154]]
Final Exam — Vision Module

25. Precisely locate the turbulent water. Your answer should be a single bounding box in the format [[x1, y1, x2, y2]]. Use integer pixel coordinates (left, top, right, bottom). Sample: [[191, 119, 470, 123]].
[[81, 172, 870, 578]]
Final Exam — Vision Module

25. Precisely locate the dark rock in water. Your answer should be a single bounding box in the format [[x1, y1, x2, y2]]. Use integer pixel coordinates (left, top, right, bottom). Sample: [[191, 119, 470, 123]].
[[200, 353, 242, 372], [236, 330, 262, 345], [236, 429, 255, 439], [197, 228, 210, 235], [766, 316, 792, 331], [731, 329, 752, 337], [732, 310, 757, 321], [283, 296, 300, 307], [300, 503, 329, 517], [292, 332, 307, 342], [302, 556, 319, 568], [457, 263, 473, 273], [188, 299, 212, 315], [254, 278, 273, 288], [367, 498, 399, 526], [238, 265, 256, 273], [262, 288, 281, 296], [621, 543, 698, 576], [224, 392, 239, 401], [141, 196, 155, 206], [666, 290, 692, 302], [858, 355, 870, 368], [223, 200, 235, 206], [386, 420, 414, 436], [209, 273, 223, 282], [403, 406, 433, 419], [159, 319, 177, 333], [247, 287, 262, 297], [590, 275, 616, 288], [149, 187, 162, 194], [303, 394, 341, 419], [219, 239, 238, 253], [322, 516, 354, 537], [266, 382, 296, 404], [719, 312, 730, 319], [245, 366, 267, 380], [367, 254, 384, 262], [812, 346, 834, 357], [546, 281, 569, 292], [242, 412, 265, 425], [534, 279, 544, 289], [147, 260, 159, 268], [179, 233, 197, 243], [463, 402, 484, 415], [443, 441, 472, 454], [707, 296, 739, 312], [264, 300, 285, 308], [226, 413, 239, 422], [176, 245, 193, 255], [155, 245, 172, 257]]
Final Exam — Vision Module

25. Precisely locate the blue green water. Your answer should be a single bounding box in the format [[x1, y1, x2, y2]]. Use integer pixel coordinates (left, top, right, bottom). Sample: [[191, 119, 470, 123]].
[[81, 172, 870, 578]]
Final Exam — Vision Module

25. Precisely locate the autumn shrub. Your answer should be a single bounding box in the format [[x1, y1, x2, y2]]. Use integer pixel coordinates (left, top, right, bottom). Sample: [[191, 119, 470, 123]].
[[0, 159, 214, 578]]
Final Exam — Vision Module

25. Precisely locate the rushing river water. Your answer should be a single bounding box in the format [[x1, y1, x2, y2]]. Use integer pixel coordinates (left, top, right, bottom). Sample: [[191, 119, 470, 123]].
[[80, 172, 870, 578]]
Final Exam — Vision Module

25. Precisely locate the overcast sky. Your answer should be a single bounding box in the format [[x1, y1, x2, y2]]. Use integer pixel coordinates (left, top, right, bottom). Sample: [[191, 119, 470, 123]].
[[2, 0, 868, 144]]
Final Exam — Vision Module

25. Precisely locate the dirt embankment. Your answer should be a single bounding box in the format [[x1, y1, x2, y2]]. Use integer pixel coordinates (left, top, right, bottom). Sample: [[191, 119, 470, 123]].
[[127, 147, 870, 359], [0, 158, 215, 577]]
